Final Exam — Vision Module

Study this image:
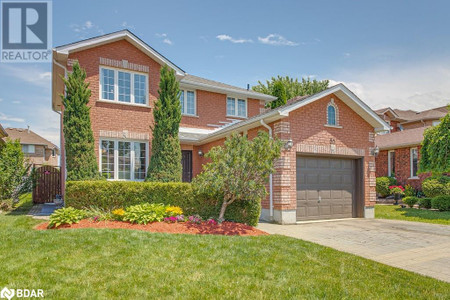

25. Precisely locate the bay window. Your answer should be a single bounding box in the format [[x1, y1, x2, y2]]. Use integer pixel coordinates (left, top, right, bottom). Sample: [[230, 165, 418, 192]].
[[100, 139, 147, 180], [100, 67, 148, 105], [179, 90, 196, 115], [227, 97, 247, 117]]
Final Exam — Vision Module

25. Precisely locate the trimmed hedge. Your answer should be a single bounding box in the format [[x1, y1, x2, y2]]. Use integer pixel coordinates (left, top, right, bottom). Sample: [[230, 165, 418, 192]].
[[65, 181, 261, 226], [431, 195, 450, 211], [422, 176, 450, 198], [376, 176, 397, 198], [418, 198, 432, 209], [402, 196, 418, 208]]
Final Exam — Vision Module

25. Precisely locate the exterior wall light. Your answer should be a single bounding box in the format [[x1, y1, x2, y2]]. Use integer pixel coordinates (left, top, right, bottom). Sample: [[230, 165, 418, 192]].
[[372, 146, 380, 157], [284, 139, 294, 150], [198, 150, 204, 157]]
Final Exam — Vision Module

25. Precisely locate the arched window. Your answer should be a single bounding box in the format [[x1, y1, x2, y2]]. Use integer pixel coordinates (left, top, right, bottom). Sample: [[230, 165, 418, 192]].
[[327, 104, 337, 125]]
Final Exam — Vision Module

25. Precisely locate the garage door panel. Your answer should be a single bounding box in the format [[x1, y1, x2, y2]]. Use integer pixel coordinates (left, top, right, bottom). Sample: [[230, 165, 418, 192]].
[[297, 156, 355, 221]]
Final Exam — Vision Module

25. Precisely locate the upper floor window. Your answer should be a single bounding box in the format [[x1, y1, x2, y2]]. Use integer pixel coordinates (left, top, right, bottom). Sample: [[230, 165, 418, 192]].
[[51, 149, 56, 157], [22, 144, 35, 154], [179, 90, 196, 115], [100, 67, 148, 105], [432, 120, 441, 126], [227, 97, 247, 118], [410, 148, 418, 178], [327, 99, 339, 126]]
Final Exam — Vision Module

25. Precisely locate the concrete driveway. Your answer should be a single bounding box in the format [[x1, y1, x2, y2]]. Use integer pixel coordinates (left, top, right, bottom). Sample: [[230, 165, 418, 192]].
[[258, 219, 450, 282]]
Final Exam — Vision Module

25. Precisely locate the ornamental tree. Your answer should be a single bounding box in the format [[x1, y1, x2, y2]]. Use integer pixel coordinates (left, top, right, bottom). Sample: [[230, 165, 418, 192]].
[[146, 65, 182, 182], [252, 75, 329, 108], [0, 139, 31, 202], [193, 131, 282, 222], [62, 62, 101, 181], [419, 107, 450, 174]]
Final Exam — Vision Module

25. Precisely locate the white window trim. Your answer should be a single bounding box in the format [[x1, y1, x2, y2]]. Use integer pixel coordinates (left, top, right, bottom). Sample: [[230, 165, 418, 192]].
[[388, 150, 395, 177], [99, 66, 149, 106], [326, 98, 339, 126], [180, 89, 197, 116], [226, 96, 247, 118], [410, 147, 419, 179], [99, 139, 148, 181]]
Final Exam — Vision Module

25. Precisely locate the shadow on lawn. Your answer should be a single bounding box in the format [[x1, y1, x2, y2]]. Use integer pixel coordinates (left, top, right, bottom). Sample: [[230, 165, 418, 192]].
[[5, 194, 34, 216], [394, 207, 450, 221]]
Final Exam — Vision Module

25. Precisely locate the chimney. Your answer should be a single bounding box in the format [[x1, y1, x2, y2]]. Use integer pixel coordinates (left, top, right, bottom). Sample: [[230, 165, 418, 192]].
[[247, 84, 250, 91], [27, 125, 30, 133]]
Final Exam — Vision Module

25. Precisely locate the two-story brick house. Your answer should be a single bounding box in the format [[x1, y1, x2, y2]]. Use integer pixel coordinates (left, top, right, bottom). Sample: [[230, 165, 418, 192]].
[[3, 127, 59, 167], [52, 30, 389, 224], [374, 106, 448, 189]]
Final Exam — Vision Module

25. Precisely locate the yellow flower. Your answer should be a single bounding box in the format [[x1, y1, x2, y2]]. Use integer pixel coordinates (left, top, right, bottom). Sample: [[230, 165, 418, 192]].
[[166, 206, 183, 216], [112, 208, 125, 216]]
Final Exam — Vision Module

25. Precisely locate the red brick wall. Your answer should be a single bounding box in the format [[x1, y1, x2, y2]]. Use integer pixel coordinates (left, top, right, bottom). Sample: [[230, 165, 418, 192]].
[[180, 92, 264, 129], [376, 147, 429, 190], [403, 120, 434, 130]]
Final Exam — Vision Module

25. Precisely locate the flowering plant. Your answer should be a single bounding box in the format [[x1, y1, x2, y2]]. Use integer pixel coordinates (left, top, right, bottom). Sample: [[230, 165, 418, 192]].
[[92, 216, 100, 222], [112, 208, 125, 216], [389, 185, 405, 195], [206, 218, 217, 225], [165, 206, 183, 216], [164, 215, 185, 223], [188, 215, 202, 224]]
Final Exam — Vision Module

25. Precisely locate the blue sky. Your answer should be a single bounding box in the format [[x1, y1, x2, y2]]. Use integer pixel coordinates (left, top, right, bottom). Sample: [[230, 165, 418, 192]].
[[1, 0, 450, 145]]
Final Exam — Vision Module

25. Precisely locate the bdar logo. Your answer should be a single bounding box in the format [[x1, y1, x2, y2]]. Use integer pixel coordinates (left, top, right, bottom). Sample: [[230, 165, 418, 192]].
[[0, 287, 15, 300]]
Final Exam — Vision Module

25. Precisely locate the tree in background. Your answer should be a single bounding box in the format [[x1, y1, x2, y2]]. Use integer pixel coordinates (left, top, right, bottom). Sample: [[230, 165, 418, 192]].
[[62, 62, 101, 181], [253, 76, 329, 108], [268, 81, 287, 109], [193, 132, 282, 222], [0, 139, 31, 205], [419, 107, 450, 174], [146, 65, 182, 182]]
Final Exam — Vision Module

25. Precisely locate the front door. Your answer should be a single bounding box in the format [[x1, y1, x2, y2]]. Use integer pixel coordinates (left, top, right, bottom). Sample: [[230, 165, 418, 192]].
[[181, 150, 193, 182]]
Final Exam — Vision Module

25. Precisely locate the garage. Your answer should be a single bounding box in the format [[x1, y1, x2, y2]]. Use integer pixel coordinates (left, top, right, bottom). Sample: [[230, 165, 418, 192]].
[[296, 156, 361, 221]]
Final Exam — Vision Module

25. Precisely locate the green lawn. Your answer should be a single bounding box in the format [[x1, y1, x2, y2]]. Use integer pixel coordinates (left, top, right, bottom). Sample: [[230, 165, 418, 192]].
[[376, 204, 450, 225], [0, 196, 449, 299]]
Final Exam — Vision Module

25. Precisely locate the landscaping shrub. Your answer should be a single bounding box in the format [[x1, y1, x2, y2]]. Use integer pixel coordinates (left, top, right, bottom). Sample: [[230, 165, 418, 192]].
[[404, 185, 415, 197], [65, 181, 260, 226], [402, 196, 419, 208], [422, 176, 450, 198], [376, 177, 397, 197], [431, 195, 450, 211], [123, 203, 168, 224], [85, 207, 113, 221], [418, 198, 432, 209], [48, 207, 86, 228]]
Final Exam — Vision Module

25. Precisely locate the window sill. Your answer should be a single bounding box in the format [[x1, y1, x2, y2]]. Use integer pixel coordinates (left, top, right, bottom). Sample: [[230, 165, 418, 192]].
[[408, 177, 420, 180], [97, 99, 151, 108], [226, 115, 247, 119], [324, 124, 343, 129], [182, 114, 199, 118]]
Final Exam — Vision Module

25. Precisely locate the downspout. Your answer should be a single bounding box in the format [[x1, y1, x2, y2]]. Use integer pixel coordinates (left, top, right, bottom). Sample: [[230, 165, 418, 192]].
[[260, 119, 273, 219], [53, 59, 67, 199]]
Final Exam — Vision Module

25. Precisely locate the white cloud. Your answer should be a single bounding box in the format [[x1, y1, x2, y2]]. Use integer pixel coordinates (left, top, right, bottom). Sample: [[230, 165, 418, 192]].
[[329, 60, 450, 111], [1, 65, 50, 89], [70, 21, 104, 38], [163, 38, 173, 45], [12, 100, 21, 104], [121, 21, 135, 30], [216, 34, 253, 44], [155, 33, 173, 45], [258, 34, 298, 46], [156, 33, 167, 38], [0, 112, 25, 123]]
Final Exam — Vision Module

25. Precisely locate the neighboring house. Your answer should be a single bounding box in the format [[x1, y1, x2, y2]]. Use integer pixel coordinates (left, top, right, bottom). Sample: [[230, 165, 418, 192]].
[[52, 30, 389, 224], [0, 123, 7, 145], [374, 106, 448, 189], [3, 127, 60, 167]]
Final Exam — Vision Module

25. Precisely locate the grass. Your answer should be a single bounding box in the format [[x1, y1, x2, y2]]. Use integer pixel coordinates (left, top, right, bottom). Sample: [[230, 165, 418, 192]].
[[0, 196, 448, 299], [376, 204, 450, 225]]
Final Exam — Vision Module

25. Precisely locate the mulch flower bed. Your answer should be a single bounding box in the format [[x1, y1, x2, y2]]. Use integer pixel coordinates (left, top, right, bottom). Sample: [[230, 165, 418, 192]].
[[34, 219, 268, 236]]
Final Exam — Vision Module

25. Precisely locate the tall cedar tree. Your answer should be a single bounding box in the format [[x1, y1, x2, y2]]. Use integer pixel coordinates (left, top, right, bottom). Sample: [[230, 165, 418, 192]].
[[146, 65, 182, 182], [419, 107, 450, 174], [253, 76, 329, 109], [62, 62, 100, 181]]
